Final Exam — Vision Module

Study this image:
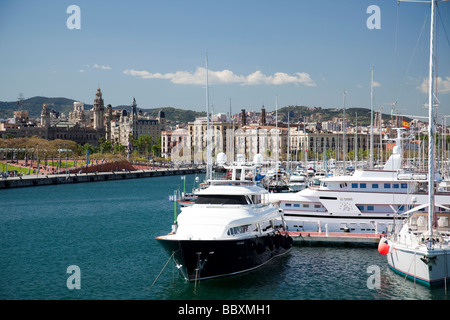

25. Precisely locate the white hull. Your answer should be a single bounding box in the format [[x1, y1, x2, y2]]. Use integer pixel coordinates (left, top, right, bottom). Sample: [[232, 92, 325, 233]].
[[282, 213, 401, 234], [270, 127, 450, 236], [274, 187, 449, 234], [386, 242, 450, 286]]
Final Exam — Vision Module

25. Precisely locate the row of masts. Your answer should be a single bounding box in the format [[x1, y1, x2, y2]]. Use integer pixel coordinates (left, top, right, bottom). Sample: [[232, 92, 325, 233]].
[[204, 91, 448, 179], [203, 26, 447, 182]]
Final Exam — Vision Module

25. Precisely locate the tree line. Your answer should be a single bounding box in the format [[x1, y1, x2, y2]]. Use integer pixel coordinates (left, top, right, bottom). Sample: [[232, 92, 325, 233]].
[[0, 135, 162, 162]]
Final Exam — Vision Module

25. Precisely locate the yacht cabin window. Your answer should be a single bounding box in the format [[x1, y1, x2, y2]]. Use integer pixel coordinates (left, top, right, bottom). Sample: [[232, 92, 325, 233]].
[[227, 224, 253, 236], [196, 195, 249, 205], [251, 195, 262, 204]]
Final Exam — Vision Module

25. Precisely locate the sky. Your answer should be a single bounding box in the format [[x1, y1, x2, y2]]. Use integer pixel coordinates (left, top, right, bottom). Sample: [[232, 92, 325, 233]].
[[0, 0, 449, 120]]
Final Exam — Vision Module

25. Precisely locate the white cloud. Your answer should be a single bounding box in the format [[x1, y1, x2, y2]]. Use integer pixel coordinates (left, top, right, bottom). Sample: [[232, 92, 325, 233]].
[[357, 81, 381, 89], [418, 76, 450, 94], [93, 64, 112, 70], [373, 81, 381, 88], [123, 67, 316, 87]]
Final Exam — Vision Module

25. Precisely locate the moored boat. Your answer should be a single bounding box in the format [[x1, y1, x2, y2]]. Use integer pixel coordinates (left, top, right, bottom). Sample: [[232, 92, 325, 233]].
[[378, 0, 450, 287], [156, 164, 293, 281], [270, 129, 450, 234]]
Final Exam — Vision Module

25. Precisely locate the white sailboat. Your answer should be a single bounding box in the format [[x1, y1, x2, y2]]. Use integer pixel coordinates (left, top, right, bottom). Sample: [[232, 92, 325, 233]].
[[379, 0, 450, 286]]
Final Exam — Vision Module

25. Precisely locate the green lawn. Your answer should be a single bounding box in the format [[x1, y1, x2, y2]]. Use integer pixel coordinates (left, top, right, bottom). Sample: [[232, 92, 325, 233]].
[[0, 163, 33, 175], [40, 160, 86, 168], [1, 161, 85, 175]]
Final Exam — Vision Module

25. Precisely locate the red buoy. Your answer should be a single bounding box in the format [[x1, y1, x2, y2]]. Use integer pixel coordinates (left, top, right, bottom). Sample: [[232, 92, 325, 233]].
[[378, 238, 390, 255]]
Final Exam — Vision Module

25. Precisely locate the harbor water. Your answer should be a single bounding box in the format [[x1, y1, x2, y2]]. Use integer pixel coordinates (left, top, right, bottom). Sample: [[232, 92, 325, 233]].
[[0, 174, 448, 300]]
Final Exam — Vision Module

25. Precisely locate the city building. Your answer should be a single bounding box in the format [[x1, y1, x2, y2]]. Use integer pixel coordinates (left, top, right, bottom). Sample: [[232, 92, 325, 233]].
[[187, 115, 238, 164], [110, 97, 166, 151], [161, 127, 190, 161]]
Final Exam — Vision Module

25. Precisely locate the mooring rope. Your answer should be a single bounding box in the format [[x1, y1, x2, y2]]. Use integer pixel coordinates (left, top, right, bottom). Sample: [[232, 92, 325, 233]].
[[194, 268, 200, 293], [150, 251, 175, 290], [400, 249, 417, 298]]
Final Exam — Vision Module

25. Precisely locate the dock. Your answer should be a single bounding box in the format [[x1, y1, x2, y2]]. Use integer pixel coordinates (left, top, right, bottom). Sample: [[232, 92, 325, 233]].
[[286, 231, 383, 247], [0, 168, 204, 189]]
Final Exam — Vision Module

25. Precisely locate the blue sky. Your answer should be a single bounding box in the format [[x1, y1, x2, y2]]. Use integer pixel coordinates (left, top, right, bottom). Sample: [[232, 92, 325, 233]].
[[0, 0, 449, 120]]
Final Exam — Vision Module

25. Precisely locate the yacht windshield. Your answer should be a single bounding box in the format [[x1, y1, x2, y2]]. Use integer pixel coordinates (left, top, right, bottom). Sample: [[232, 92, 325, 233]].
[[195, 195, 249, 205]]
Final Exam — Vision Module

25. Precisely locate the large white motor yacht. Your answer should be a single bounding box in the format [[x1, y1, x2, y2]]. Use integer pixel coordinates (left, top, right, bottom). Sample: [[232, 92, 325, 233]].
[[270, 131, 450, 234], [156, 164, 293, 281]]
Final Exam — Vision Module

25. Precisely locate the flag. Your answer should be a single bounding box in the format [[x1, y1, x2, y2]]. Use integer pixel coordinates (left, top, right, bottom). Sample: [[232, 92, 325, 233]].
[[181, 176, 186, 180], [169, 195, 177, 202], [402, 120, 410, 129]]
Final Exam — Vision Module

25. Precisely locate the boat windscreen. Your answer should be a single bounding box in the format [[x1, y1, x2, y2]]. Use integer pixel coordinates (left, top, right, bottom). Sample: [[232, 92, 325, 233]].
[[195, 195, 249, 205]]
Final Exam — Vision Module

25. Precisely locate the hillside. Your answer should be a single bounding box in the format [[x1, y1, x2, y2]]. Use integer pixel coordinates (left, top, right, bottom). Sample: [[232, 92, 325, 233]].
[[0, 96, 81, 119], [139, 107, 206, 124], [276, 105, 398, 127], [0, 96, 206, 125], [0, 96, 400, 126]]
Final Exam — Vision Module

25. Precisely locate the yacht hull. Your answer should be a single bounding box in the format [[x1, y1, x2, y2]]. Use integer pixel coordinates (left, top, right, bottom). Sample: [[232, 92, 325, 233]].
[[156, 234, 293, 281], [387, 244, 450, 286], [282, 213, 400, 234]]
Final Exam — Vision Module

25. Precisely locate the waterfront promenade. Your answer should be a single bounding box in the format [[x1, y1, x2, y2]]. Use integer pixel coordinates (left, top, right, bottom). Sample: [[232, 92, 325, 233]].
[[0, 160, 204, 189]]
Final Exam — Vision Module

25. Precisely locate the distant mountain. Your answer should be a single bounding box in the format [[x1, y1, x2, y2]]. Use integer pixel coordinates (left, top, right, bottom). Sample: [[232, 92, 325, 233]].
[[0, 96, 88, 119], [0, 96, 205, 125], [277, 105, 400, 126], [141, 107, 206, 124], [0, 96, 400, 126]]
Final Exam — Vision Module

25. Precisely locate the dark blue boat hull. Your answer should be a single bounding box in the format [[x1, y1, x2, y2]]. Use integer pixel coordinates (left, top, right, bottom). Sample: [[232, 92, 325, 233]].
[[156, 233, 293, 281]]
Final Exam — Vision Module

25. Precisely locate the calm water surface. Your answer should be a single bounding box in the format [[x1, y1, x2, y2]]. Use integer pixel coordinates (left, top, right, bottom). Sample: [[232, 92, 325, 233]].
[[0, 174, 448, 300]]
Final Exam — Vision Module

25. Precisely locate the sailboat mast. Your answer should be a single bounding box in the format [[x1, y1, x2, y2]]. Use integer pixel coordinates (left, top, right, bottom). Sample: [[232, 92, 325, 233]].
[[370, 67, 374, 169], [287, 109, 290, 172], [355, 112, 358, 168], [206, 55, 212, 181], [275, 96, 279, 185], [342, 91, 347, 174], [228, 98, 232, 163], [427, 0, 436, 246]]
